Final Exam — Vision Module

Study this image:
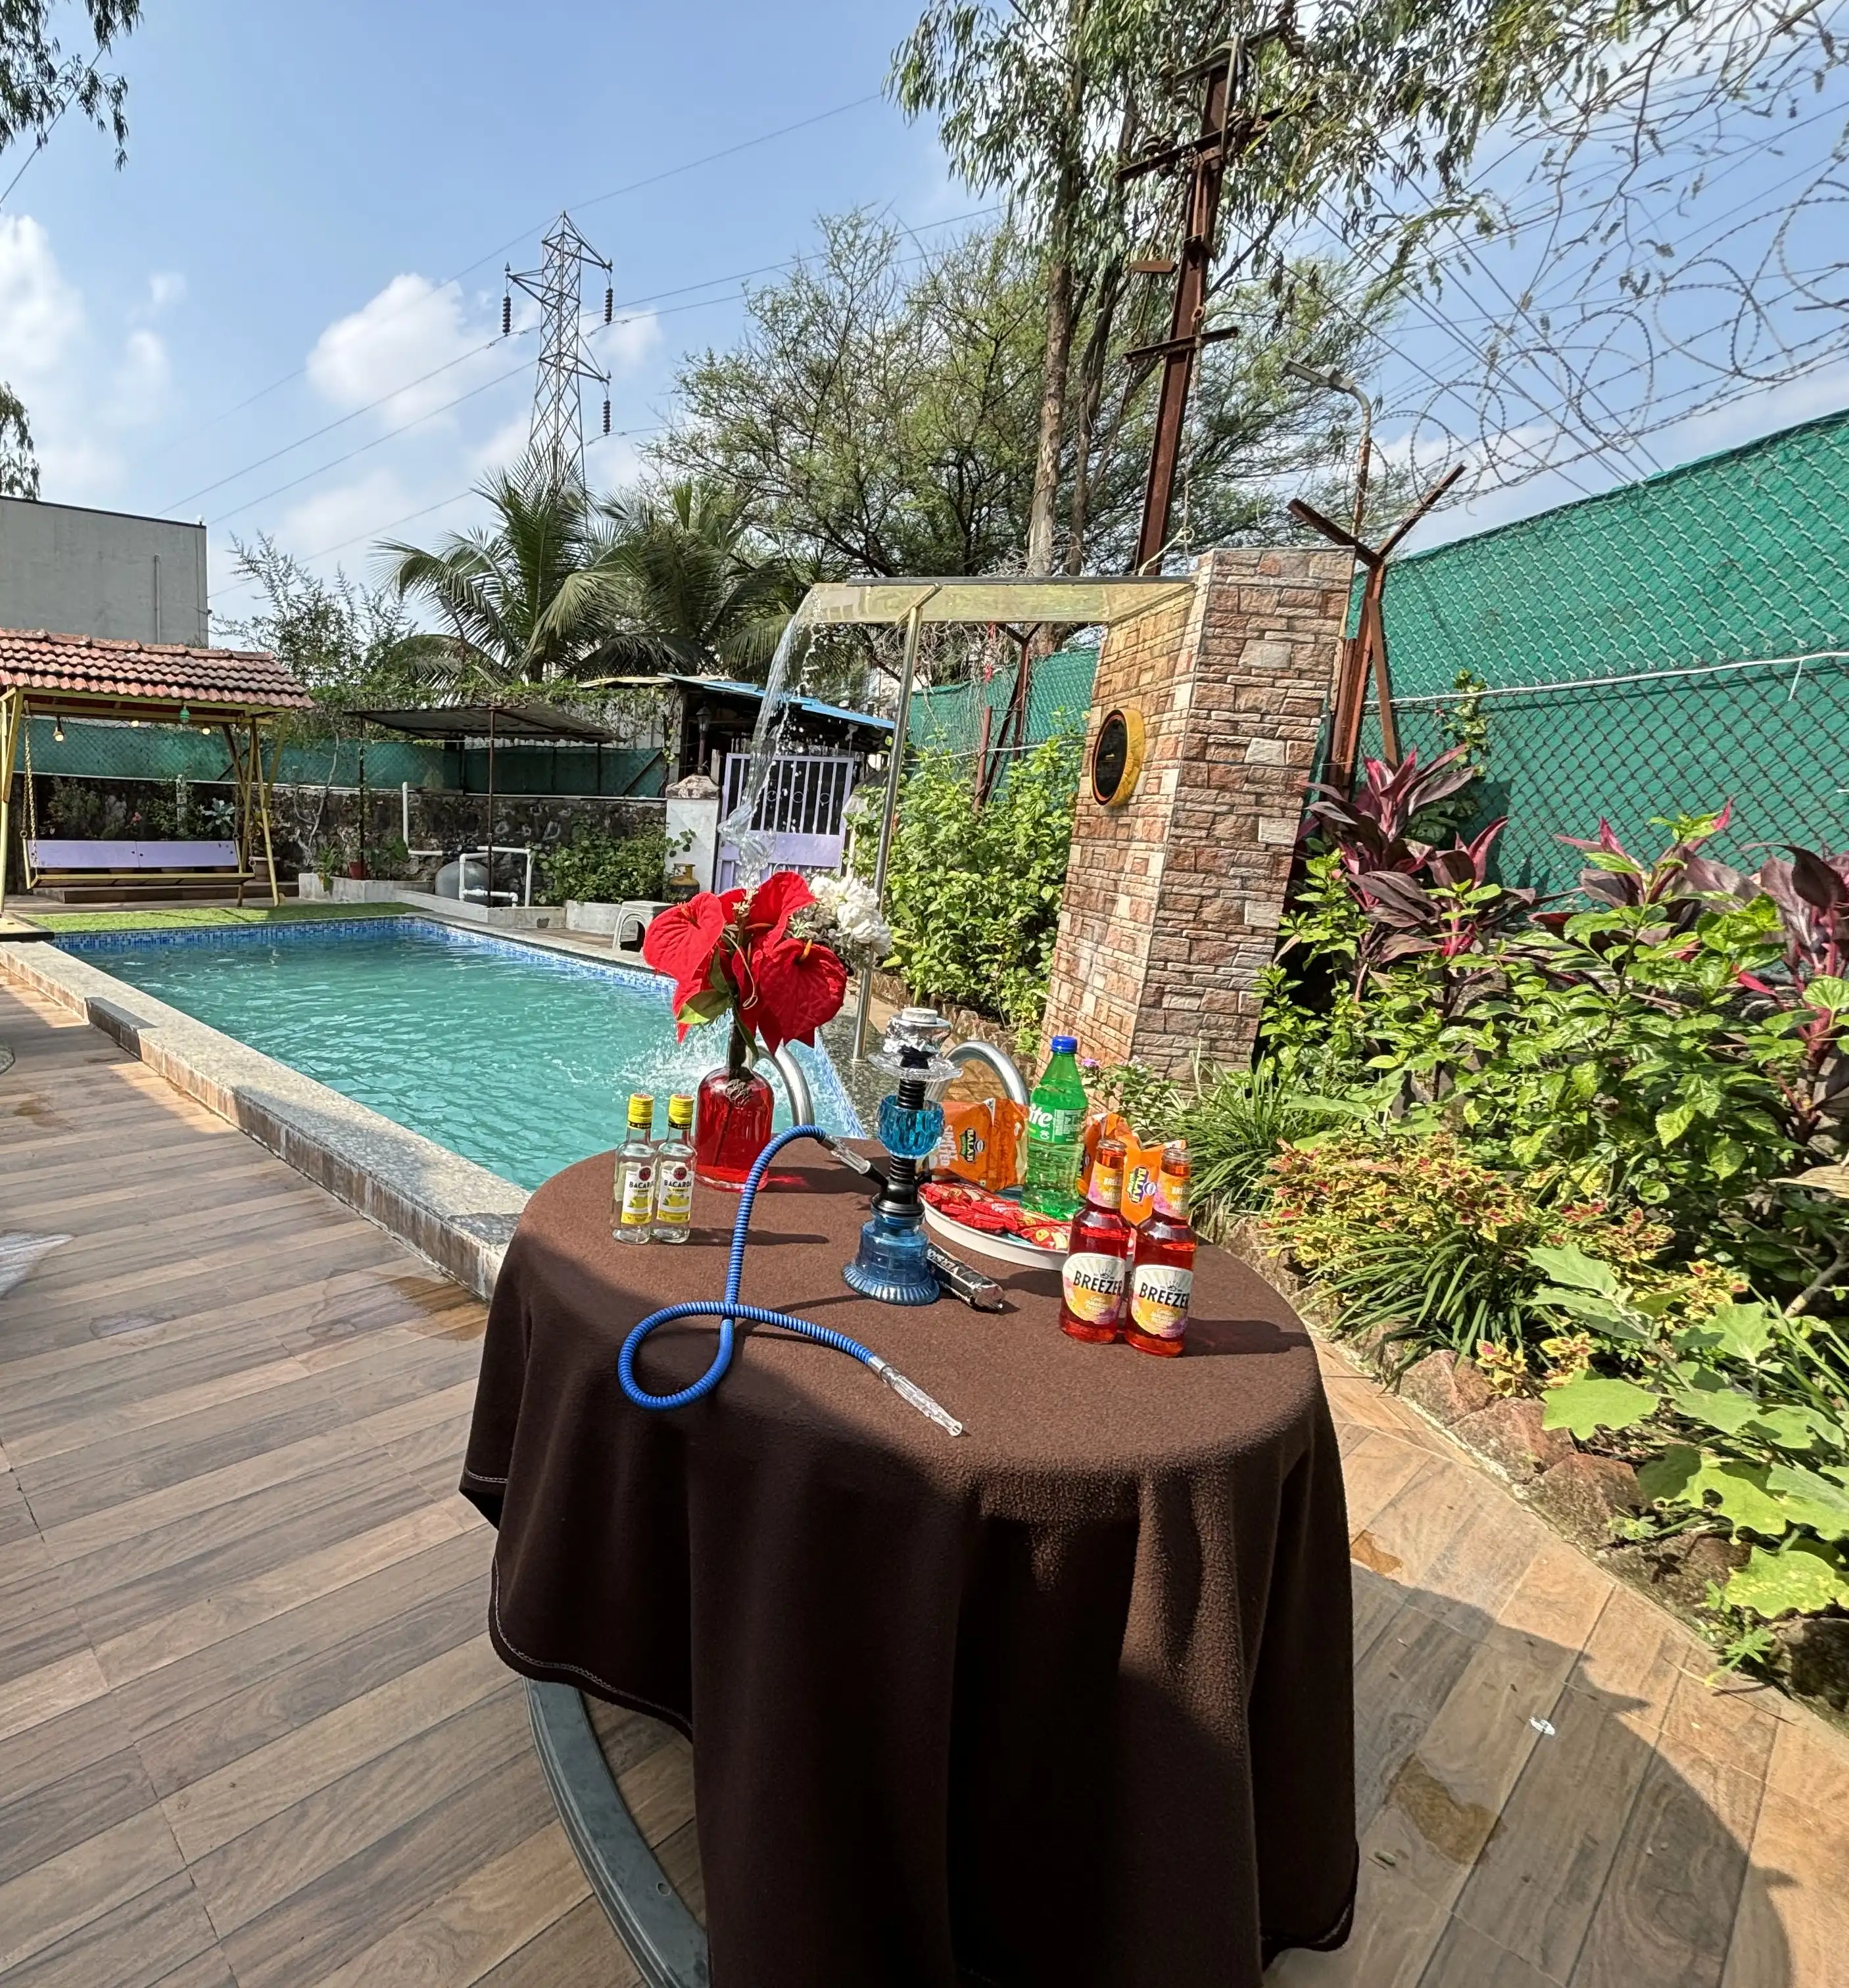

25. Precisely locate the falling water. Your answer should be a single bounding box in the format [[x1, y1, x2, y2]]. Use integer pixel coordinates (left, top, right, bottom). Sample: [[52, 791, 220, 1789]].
[[717, 598, 819, 886]]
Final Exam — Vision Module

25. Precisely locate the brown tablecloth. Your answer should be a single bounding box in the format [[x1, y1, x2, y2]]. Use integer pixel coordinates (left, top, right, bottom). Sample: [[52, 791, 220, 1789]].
[[463, 1154, 1356, 1987]]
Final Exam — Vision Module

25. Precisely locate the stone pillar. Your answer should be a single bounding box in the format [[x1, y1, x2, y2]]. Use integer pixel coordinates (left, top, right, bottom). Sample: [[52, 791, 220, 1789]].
[[1042, 546, 1353, 1075]]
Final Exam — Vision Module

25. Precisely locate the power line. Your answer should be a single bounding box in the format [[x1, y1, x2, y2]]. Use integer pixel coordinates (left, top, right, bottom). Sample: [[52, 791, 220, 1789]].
[[188, 212, 1005, 534], [139, 91, 886, 469]]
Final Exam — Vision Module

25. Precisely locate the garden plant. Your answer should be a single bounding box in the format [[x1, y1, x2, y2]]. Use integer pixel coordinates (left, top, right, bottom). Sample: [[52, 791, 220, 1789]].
[[1106, 750, 1849, 1697]]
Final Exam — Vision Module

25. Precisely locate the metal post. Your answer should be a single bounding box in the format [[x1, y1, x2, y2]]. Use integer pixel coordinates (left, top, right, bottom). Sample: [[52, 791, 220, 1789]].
[[253, 717, 280, 906], [852, 602, 928, 1059], [0, 689, 22, 919], [485, 704, 498, 907]]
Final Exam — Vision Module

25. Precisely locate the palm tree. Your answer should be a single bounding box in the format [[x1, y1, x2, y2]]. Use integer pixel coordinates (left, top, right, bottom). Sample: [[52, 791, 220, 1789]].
[[379, 450, 629, 690], [598, 479, 799, 683]]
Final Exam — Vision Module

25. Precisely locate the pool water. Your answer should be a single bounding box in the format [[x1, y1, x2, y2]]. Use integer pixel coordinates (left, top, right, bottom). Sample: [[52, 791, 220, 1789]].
[[62, 919, 860, 1191]]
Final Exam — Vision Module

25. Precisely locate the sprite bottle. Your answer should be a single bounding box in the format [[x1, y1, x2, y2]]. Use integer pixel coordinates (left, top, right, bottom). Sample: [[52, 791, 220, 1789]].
[[1022, 1034, 1088, 1217]]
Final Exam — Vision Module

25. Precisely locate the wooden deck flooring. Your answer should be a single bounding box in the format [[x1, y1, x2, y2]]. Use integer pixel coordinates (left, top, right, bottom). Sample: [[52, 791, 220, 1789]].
[[2, 974, 1846, 1986]]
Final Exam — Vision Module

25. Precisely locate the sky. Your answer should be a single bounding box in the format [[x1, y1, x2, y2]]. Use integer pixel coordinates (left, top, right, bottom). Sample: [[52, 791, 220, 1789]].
[[0, 0, 1844, 618], [0, 0, 949, 624]]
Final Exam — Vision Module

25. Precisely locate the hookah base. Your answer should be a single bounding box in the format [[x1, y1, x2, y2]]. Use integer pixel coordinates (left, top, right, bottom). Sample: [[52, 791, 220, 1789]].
[[843, 1212, 940, 1306]]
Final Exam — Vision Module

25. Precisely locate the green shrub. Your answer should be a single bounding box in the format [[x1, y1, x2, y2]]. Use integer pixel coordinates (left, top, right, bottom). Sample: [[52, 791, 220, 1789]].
[[877, 730, 1080, 1034], [540, 824, 675, 906]]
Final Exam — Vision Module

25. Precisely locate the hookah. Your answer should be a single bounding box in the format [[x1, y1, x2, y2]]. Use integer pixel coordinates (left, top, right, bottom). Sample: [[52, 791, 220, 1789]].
[[615, 1009, 994, 1436], [841, 1006, 959, 1304]]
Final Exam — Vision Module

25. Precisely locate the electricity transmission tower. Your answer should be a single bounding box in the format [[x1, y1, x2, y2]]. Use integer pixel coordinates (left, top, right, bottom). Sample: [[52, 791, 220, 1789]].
[[504, 212, 614, 485]]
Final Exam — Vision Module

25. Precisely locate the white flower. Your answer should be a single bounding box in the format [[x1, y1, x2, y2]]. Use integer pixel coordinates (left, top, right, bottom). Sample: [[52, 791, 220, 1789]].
[[810, 871, 892, 955]]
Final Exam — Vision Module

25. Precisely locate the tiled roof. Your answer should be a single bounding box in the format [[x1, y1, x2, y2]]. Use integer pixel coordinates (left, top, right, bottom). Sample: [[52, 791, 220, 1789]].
[[0, 627, 314, 709]]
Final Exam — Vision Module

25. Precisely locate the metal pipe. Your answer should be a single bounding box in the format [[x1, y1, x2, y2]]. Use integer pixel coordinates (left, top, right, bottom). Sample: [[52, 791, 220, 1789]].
[[852, 596, 934, 1058], [946, 1038, 1030, 1107], [769, 1044, 814, 1127]]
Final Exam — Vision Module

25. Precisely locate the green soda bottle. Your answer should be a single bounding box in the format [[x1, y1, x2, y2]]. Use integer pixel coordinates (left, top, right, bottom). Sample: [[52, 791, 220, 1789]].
[[1022, 1034, 1088, 1217]]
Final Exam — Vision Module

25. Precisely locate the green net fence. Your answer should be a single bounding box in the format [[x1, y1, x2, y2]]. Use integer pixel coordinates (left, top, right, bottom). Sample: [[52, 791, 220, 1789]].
[[905, 646, 1098, 767], [21, 719, 665, 797], [1358, 404, 1849, 895]]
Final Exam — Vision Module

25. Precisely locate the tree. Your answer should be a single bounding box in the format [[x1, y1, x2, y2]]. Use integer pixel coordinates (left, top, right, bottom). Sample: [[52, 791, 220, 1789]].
[[0, 387, 39, 500], [656, 213, 1043, 581], [222, 536, 442, 722], [891, 0, 1844, 558], [0, 1, 147, 500], [378, 451, 631, 690], [597, 479, 800, 682], [655, 212, 1387, 579]]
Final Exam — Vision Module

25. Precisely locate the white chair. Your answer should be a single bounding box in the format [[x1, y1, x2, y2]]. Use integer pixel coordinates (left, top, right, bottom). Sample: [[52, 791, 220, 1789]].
[[614, 900, 669, 954]]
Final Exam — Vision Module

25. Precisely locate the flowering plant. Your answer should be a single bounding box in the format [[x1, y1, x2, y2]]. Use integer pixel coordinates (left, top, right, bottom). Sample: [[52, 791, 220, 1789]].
[[642, 870, 849, 1055], [802, 870, 892, 958]]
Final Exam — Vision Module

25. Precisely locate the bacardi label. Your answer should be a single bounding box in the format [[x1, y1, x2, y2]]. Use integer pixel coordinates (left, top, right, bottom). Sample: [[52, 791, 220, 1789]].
[[617, 1159, 656, 1228]]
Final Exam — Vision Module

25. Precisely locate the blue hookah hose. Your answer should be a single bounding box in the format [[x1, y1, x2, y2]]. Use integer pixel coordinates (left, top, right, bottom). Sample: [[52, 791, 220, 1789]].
[[615, 1126, 965, 1436]]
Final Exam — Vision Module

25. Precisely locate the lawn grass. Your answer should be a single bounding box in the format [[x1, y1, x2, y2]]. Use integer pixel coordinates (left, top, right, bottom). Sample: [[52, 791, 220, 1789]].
[[22, 901, 420, 934]]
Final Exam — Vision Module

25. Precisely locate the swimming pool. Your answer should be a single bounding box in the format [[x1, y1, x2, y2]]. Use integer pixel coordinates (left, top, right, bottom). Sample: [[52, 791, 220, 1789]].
[[59, 918, 860, 1191]]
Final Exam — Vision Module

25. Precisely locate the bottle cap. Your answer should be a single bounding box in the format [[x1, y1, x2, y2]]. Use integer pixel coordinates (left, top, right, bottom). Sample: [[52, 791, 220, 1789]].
[[667, 1093, 694, 1127], [1050, 1035, 1078, 1055], [627, 1093, 655, 1127]]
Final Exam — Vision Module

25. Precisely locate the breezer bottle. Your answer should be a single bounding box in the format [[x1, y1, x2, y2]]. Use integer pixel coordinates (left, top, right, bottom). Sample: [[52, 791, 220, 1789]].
[[1059, 1134, 1134, 1343], [613, 1094, 657, 1244], [1023, 1034, 1088, 1217], [653, 1094, 696, 1243], [1125, 1141, 1195, 1356]]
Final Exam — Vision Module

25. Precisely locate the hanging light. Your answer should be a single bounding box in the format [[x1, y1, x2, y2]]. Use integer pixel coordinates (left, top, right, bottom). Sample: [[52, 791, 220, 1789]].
[[51, 718, 64, 744], [178, 703, 191, 724]]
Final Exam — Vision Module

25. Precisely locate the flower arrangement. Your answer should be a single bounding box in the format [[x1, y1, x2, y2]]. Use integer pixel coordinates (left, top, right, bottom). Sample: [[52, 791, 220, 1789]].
[[641, 869, 855, 1185], [642, 870, 850, 1055]]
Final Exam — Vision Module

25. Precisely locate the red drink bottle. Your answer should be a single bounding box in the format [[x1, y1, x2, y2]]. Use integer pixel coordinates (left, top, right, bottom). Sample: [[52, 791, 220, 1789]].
[[1125, 1142, 1195, 1357], [1059, 1135, 1133, 1343]]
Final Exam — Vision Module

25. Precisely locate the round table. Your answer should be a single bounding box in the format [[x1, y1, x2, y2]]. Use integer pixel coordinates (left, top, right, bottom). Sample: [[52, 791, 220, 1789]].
[[463, 1153, 1357, 1988]]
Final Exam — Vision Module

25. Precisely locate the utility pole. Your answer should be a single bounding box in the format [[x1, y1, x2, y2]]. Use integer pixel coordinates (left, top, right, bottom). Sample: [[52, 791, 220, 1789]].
[[505, 213, 615, 486], [1120, 32, 1284, 575]]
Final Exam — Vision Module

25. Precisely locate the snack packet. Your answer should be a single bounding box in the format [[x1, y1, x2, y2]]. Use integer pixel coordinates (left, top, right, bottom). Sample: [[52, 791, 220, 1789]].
[[932, 1100, 993, 1186]]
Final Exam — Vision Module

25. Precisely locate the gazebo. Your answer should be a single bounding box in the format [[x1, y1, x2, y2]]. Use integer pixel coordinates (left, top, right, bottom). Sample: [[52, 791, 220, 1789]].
[[0, 628, 314, 916]]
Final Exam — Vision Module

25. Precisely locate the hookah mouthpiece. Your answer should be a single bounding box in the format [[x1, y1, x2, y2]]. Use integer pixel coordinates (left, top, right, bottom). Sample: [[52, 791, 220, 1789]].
[[867, 1356, 966, 1437]]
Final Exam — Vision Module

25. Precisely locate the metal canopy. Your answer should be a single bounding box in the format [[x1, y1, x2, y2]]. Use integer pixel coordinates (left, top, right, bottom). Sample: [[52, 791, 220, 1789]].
[[798, 574, 1195, 629], [350, 701, 618, 744]]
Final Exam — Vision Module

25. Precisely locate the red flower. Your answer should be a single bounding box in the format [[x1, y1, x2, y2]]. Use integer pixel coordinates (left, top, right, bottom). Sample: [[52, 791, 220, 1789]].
[[640, 870, 846, 1047], [642, 893, 731, 1033], [739, 933, 849, 1053]]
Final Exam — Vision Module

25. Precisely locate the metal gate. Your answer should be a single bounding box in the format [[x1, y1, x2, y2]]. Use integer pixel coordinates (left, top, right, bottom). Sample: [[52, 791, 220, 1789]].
[[716, 751, 860, 889]]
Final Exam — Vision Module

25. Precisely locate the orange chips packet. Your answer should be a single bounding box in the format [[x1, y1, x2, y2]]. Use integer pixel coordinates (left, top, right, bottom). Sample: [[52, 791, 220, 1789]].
[[933, 1100, 993, 1186], [1078, 1111, 1165, 1223]]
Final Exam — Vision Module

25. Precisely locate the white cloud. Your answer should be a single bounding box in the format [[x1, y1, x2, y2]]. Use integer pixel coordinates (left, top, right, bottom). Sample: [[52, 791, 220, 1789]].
[[145, 271, 186, 313], [470, 411, 533, 477], [602, 308, 661, 372], [306, 273, 496, 425], [0, 215, 86, 383], [0, 213, 180, 502]]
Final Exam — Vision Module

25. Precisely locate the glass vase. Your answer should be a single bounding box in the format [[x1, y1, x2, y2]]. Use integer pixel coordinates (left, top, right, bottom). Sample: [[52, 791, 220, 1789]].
[[694, 1024, 775, 1190]]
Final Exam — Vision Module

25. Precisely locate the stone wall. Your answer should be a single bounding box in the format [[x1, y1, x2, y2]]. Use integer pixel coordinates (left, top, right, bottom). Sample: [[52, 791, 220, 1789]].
[[1041, 546, 1352, 1074]]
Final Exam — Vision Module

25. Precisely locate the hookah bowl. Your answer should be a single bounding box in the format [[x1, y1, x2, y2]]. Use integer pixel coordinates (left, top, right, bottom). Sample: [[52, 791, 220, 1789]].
[[844, 1007, 957, 1306]]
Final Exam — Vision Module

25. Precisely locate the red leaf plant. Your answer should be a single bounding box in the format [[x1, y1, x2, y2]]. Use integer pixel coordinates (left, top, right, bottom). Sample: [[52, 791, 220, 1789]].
[[642, 870, 849, 1055]]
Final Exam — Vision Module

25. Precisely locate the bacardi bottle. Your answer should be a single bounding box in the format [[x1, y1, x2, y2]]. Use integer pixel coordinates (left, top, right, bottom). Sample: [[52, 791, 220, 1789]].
[[613, 1093, 657, 1244], [653, 1093, 696, 1243], [1125, 1141, 1195, 1356], [1059, 1133, 1133, 1343]]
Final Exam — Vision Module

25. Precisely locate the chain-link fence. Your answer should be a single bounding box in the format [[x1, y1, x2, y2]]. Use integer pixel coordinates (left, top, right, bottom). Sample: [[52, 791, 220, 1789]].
[[1358, 404, 1849, 895]]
